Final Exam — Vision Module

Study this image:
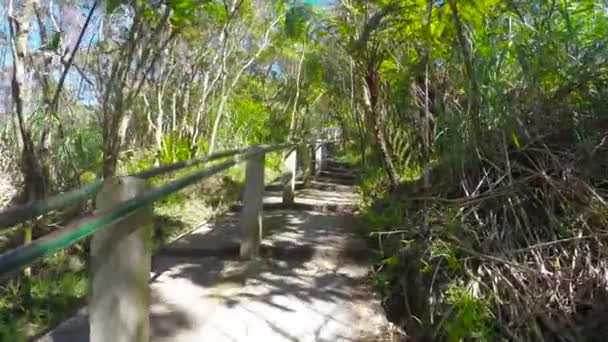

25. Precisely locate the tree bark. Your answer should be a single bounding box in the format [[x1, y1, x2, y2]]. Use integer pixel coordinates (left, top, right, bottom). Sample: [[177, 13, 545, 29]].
[[100, 7, 175, 178], [288, 47, 306, 140], [155, 85, 165, 151], [208, 77, 228, 154], [8, 0, 47, 201], [362, 63, 399, 187], [8, 0, 46, 289]]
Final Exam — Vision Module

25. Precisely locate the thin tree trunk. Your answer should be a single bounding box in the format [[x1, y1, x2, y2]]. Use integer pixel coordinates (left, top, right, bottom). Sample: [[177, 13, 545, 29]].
[[421, 0, 433, 164], [8, 0, 43, 290], [362, 64, 399, 187], [208, 14, 281, 154], [180, 83, 191, 139], [209, 77, 228, 154], [156, 87, 165, 151], [349, 58, 366, 164], [446, 0, 480, 137], [422, 64, 432, 189], [191, 72, 210, 153], [289, 48, 306, 140], [8, 0, 46, 200], [206, 3, 233, 155], [171, 91, 177, 133], [118, 110, 132, 147]]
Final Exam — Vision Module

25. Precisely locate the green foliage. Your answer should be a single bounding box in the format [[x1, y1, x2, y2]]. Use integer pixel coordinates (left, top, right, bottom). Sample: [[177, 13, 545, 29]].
[[60, 127, 103, 176], [0, 320, 24, 342], [336, 146, 364, 167], [122, 151, 157, 175], [374, 254, 401, 292], [361, 198, 404, 234], [229, 88, 271, 145], [285, 3, 314, 40], [106, 0, 120, 13], [429, 240, 458, 270], [264, 152, 285, 183], [28, 110, 103, 188], [444, 281, 494, 342], [8, 0, 608, 339], [168, 0, 219, 29], [44, 32, 61, 52], [159, 133, 193, 165], [0, 248, 87, 340], [358, 167, 390, 205]]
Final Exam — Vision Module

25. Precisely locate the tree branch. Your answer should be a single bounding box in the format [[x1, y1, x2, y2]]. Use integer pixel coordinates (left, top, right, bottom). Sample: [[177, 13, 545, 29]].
[[50, 0, 98, 111]]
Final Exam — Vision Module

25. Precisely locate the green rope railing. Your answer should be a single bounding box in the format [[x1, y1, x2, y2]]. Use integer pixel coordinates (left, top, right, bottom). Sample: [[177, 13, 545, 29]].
[[0, 144, 290, 278], [0, 182, 103, 231], [0, 147, 252, 229]]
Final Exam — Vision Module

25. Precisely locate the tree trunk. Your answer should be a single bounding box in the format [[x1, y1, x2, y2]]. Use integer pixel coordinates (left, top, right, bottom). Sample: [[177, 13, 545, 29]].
[[119, 110, 132, 147], [362, 64, 399, 187], [208, 78, 228, 155], [349, 58, 367, 165], [155, 87, 165, 151], [102, 93, 124, 178], [446, 0, 480, 137], [8, 0, 46, 292], [421, 0, 434, 166], [289, 48, 306, 140], [208, 13, 280, 154], [191, 72, 210, 154], [102, 127, 120, 178], [9, 0, 47, 201], [171, 90, 178, 133]]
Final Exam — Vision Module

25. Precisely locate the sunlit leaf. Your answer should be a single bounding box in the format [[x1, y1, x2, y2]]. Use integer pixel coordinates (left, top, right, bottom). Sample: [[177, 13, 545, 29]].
[[511, 132, 521, 150]]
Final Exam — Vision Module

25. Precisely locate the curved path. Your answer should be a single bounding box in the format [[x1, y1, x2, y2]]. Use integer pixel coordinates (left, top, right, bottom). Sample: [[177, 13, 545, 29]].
[[39, 161, 389, 342]]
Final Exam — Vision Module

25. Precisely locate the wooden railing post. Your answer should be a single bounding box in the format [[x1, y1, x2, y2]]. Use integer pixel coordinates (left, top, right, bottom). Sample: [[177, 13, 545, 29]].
[[299, 143, 312, 186], [240, 150, 265, 259], [90, 177, 152, 342], [314, 142, 325, 179], [282, 147, 297, 205]]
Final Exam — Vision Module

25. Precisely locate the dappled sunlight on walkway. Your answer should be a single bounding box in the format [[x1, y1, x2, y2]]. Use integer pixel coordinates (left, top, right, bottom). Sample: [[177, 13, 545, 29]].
[[38, 161, 388, 342]]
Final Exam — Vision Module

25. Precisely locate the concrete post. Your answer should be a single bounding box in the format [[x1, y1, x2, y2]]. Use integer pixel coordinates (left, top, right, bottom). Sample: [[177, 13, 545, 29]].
[[314, 143, 325, 179], [299, 143, 312, 186], [282, 147, 297, 205], [240, 151, 265, 259], [90, 177, 152, 342]]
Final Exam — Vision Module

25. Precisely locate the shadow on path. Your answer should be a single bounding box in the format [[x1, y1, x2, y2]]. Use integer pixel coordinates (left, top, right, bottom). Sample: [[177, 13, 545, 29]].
[[38, 162, 388, 342]]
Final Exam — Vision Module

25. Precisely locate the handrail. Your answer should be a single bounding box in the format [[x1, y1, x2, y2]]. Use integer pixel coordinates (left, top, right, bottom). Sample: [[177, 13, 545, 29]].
[[0, 147, 254, 229], [0, 182, 103, 230], [0, 144, 290, 277], [131, 146, 251, 179]]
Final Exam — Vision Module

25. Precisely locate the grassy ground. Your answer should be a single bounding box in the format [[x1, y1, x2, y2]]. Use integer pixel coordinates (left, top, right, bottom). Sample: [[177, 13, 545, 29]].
[[0, 152, 285, 341]]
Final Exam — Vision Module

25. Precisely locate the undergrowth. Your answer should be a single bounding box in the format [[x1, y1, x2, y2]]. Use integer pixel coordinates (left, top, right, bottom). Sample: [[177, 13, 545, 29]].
[[359, 129, 608, 341], [0, 249, 87, 341]]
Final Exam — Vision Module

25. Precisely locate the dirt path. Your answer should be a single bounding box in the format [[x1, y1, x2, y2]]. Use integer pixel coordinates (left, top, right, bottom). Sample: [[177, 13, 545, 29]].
[[38, 161, 389, 342]]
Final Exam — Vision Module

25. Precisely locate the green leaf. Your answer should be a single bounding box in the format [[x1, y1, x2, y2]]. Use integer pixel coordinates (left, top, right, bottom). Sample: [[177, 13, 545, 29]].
[[171, 0, 195, 10], [511, 132, 521, 150], [285, 4, 314, 40], [106, 0, 120, 13], [49, 32, 61, 51], [382, 255, 399, 266]]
